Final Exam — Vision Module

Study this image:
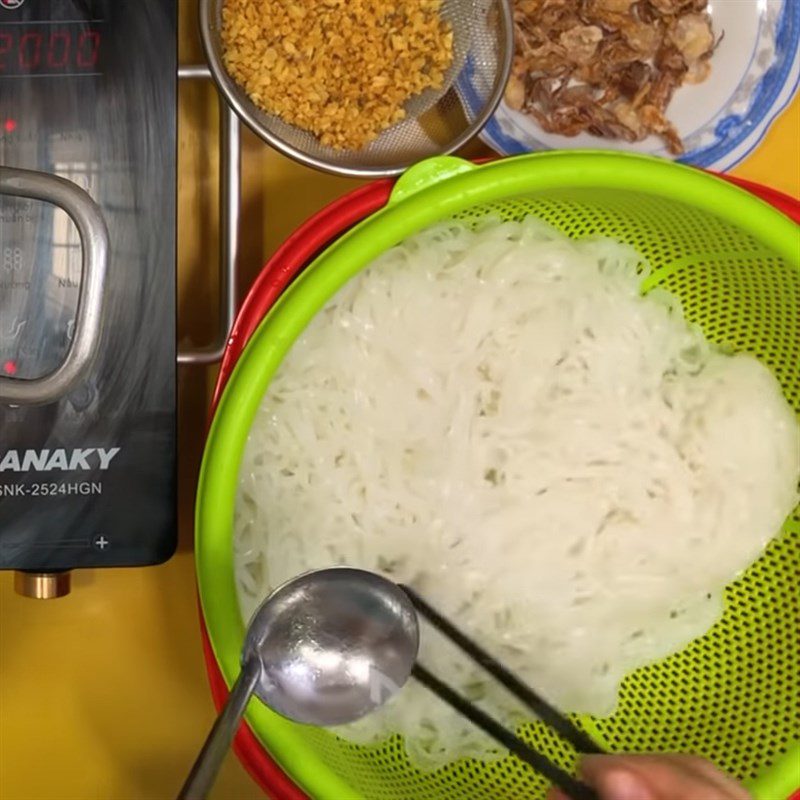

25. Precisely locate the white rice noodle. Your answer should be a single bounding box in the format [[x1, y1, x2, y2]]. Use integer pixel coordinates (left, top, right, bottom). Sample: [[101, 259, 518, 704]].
[[234, 217, 800, 768]]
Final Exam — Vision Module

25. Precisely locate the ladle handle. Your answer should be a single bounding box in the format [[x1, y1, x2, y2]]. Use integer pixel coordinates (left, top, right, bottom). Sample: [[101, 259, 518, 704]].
[[178, 658, 261, 800]]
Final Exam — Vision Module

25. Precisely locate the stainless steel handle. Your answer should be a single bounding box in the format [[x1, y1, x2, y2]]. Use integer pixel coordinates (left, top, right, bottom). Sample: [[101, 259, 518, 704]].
[[0, 167, 109, 405], [177, 64, 239, 365], [177, 658, 261, 800]]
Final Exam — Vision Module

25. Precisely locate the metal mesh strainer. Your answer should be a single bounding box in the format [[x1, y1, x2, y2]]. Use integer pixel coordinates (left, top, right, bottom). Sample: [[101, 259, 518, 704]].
[[199, 0, 513, 177]]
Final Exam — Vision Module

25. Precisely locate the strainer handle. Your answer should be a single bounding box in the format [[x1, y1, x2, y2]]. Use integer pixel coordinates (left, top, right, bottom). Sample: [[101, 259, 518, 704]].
[[388, 156, 477, 205]]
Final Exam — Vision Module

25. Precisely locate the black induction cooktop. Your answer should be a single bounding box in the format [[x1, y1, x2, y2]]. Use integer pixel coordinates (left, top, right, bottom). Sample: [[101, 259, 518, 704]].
[[0, 0, 177, 575]]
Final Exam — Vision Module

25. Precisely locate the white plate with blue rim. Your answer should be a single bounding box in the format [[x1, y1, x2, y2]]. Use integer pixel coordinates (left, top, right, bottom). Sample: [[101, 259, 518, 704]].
[[463, 0, 800, 172]]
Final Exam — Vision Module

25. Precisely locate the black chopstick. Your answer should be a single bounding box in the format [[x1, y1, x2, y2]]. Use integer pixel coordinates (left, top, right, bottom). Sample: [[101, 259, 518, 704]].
[[400, 584, 603, 756], [412, 664, 599, 800]]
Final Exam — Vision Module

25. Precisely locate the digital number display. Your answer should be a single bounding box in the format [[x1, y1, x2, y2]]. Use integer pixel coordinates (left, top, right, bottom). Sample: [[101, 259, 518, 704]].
[[0, 23, 103, 77]]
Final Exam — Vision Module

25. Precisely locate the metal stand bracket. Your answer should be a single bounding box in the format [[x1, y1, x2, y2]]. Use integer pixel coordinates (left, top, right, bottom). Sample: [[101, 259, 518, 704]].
[[177, 65, 239, 365]]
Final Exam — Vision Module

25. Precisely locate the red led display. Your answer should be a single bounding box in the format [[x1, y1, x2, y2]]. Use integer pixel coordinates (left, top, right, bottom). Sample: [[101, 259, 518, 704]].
[[0, 25, 102, 76]]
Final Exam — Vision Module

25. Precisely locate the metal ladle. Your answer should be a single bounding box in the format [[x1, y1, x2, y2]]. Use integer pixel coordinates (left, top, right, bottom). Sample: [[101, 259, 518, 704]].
[[178, 568, 420, 800], [179, 567, 601, 800]]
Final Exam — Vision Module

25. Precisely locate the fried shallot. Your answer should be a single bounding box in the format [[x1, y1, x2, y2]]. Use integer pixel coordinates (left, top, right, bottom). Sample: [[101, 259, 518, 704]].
[[506, 0, 718, 153]]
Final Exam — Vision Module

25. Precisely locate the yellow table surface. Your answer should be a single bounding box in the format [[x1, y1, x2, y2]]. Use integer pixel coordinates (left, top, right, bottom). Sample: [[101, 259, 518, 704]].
[[1, 4, 798, 798]]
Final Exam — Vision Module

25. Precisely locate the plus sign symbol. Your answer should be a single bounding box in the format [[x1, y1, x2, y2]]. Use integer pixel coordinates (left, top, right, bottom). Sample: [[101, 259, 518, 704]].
[[92, 534, 110, 551]]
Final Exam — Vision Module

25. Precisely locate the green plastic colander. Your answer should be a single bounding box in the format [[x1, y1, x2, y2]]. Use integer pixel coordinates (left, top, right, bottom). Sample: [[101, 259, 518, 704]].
[[196, 152, 800, 800]]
